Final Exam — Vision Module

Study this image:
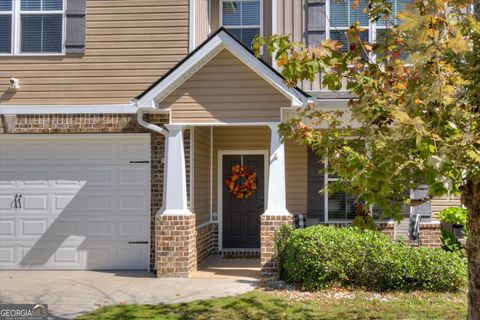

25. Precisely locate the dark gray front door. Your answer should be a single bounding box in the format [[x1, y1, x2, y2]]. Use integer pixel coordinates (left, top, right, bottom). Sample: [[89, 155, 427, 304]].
[[222, 154, 264, 248]]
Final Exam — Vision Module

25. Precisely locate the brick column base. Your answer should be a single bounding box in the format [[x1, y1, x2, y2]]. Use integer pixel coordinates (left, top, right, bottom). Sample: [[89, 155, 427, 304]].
[[260, 214, 293, 280], [156, 214, 196, 277], [419, 222, 442, 247], [377, 222, 395, 240]]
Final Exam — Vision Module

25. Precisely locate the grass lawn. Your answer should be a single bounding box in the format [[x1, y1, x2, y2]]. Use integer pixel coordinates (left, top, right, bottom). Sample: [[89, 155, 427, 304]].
[[76, 289, 467, 320]]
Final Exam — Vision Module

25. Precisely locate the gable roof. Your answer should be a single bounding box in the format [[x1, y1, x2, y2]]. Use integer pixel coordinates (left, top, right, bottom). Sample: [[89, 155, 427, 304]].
[[135, 27, 310, 109]]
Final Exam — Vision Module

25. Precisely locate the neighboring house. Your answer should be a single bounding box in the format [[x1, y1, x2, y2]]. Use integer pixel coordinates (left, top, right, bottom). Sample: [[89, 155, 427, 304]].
[[0, 0, 457, 277]]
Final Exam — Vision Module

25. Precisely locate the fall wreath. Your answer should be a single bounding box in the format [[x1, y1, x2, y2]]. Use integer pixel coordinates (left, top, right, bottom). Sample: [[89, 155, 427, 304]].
[[225, 164, 257, 199]]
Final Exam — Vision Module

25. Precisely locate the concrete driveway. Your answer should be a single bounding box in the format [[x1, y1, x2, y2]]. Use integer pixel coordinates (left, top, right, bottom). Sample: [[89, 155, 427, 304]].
[[0, 257, 259, 319]]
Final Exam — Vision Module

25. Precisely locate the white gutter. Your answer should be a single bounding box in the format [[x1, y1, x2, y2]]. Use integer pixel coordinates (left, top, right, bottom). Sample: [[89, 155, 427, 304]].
[[136, 107, 168, 137], [135, 106, 169, 273]]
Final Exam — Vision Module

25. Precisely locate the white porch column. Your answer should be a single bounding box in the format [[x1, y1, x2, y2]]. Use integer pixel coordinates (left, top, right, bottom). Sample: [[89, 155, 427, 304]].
[[264, 123, 290, 216], [161, 124, 192, 215]]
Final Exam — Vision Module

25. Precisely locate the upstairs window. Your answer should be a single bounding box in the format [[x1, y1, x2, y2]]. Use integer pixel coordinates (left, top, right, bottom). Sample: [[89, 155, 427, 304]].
[[327, 0, 410, 54], [0, 0, 13, 53], [0, 0, 64, 55], [221, 0, 262, 49]]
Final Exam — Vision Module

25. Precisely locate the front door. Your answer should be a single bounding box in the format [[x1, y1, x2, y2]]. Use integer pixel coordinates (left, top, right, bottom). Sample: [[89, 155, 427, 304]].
[[222, 154, 264, 248]]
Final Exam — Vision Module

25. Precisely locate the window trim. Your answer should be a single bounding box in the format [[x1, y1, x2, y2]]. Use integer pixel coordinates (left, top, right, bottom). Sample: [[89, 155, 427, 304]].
[[325, 0, 408, 61], [0, 1, 14, 54], [219, 0, 263, 48], [0, 0, 66, 56]]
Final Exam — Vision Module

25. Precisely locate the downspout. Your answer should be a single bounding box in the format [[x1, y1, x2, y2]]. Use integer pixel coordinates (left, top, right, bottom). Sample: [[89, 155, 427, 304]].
[[135, 106, 169, 274]]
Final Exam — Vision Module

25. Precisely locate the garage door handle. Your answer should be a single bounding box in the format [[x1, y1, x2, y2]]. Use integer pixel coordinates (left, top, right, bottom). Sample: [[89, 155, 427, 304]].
[[129, 161, 149, 164], [11, 194, 18, 209], [17, 194, 22, 209], [128, 241, 148, 244]]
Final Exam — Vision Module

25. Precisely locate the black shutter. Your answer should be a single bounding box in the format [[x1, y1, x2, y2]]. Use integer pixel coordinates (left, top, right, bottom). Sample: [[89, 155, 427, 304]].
[[65, 0, 86, 54], [307, 148, 325, 221], [306, 0, 327, 47], [411, 186, 432, 222]]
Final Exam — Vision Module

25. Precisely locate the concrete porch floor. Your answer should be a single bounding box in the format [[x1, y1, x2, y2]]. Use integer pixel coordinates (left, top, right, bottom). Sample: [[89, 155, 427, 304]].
[[0, 258, 259, 320]]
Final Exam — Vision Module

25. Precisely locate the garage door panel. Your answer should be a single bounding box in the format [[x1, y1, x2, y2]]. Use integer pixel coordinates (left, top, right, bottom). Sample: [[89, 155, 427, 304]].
[[21, 168, 50, 188], [0, 247, 15, 265], [53, 143, 81, 161], [85, 219, 115, 239], [22, 194, 49, 213], [21, 219, 49, 238], [0, 219, 15, 238], [0, 169, 16, 187], [0, 195, 16, 213], [53, 247, 80, 265], [118, 218, 148, 239], [86, 194, 114, 212], [117, 244, 148, 269], [0, 134, 150, 270], [85, 168, 114, 187], [86, 143, 115, 161], [119, 168, 149, 187], [119, 142, 150, 161], [118, 193, 148, 213], [46, 219, 80, 238]]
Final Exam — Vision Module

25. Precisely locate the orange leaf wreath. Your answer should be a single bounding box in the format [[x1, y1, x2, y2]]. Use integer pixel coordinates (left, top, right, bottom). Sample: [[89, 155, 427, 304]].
[[225, 164, 257, 199]]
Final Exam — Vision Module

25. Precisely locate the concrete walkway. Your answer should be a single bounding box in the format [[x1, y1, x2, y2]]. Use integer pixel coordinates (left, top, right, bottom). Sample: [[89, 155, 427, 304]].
[[0, 257, 260, 320]]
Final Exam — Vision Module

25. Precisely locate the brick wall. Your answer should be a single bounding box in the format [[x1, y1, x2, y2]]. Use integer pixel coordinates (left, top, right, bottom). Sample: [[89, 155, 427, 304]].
[[260, 214, 293, 279], [0, 113, 146, 134], [196, 222, 217, 265], [156, 214, 196, 277], [418, 222, 442, 247]]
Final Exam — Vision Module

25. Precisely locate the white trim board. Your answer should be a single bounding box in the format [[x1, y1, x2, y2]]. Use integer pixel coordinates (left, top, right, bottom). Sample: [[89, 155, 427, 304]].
[[217, 149, 268, 251], [136, 29, 308, 109]]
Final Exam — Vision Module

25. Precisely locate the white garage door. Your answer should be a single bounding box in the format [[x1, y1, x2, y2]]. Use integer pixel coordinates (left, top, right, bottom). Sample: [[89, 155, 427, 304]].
[[0, 134, 151, 270]]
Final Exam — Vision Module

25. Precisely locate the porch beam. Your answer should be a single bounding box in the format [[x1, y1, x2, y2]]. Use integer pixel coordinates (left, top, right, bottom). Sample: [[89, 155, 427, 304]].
[[161, 124, 192, 215], [264, 123, 290, 216]]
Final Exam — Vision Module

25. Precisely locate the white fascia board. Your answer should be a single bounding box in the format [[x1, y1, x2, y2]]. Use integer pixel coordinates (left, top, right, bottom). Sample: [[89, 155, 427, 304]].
[[218, 33, 307, 107], [0, 104, 140, 115], [137, 36, 225, 108], [137, 30, 308, 110]]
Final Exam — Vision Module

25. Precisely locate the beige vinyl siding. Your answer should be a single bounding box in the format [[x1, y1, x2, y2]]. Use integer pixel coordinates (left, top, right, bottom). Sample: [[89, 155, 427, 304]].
[[0, 0, 189, 105], [275, 0, 327, 92], [210, 125, 306, 215], [160, 49, 290, 123], [431, 196, 462, 220], [285, 139, 307, 214], [194, 127, 212, 225], [276, 0, 305, 42], [195, 0, 210, 47]]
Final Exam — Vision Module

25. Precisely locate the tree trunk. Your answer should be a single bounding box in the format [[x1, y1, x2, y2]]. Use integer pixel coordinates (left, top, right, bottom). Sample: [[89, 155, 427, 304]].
[[462, 180, 480, 320]]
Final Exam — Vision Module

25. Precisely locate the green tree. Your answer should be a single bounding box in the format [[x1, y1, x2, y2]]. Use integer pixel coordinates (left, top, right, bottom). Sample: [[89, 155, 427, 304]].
[[255, 0, 479, 317]]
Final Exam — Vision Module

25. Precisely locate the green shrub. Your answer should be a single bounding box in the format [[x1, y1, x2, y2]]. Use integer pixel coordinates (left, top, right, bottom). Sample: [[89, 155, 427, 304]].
[[276, 225, 466, 292], [438, 207, 467, 226], [352, 203, 376, 231], [440, 230, 462, 253]]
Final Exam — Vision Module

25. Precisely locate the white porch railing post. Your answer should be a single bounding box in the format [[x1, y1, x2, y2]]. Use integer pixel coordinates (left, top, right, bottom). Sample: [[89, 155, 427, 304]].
[[264, 123, 290, 216], [161, 124, 192, 215]]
